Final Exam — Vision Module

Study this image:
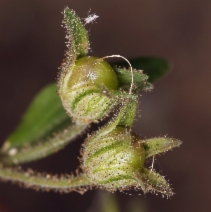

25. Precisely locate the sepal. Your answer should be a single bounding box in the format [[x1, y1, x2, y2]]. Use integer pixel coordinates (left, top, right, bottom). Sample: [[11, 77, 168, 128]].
[[143, 137, 182, 158], [141, 168, 174, 198]]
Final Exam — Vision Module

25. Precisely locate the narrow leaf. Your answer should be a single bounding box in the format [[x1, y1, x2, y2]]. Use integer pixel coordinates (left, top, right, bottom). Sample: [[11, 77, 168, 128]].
[[142, 168, 173, 197], [63, 7, 89, 59], [1, 83, 71, 153], [0, 123, 87, 166], [113, 67, 153, 91], [143, 137, 182, 158], [114, 57, 170, 82], [58, 8, 90, 94]]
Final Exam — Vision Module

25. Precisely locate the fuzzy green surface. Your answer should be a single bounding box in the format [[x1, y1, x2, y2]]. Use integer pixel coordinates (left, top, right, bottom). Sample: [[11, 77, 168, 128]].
[[63, 7, 89, 58], [60, 56, 120, 123], [1, 123, 87, 166], [143, 137, 182, 158], [0, 166, 90, 193], [83, 126, 145, 190]]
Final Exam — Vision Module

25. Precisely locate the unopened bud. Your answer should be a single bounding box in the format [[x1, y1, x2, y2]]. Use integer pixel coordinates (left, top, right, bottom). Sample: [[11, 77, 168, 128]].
[[59, 56, 119, 123], [83, 126, 145, 191]]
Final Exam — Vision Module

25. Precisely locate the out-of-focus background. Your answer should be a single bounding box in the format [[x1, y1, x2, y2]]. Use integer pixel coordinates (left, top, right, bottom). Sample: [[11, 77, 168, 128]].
[[0, 0, 210, 211]]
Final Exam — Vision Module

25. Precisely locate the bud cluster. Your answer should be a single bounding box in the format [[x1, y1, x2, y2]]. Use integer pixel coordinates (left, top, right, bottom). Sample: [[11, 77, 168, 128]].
[[57, 7, 182, 197], [0, 8, 181, 198]]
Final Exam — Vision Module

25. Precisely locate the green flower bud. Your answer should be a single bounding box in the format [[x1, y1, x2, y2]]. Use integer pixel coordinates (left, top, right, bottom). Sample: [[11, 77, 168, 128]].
[[56, 8, 181, 197], [81, 95, 181, 196], [82, 126, 146, 191], [59, 56, 120, 123]]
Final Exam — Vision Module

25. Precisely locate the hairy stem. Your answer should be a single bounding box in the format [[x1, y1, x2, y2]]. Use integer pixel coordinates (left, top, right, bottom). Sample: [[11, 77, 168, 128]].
[[0, 123, 88, 166], [0, 165, 91, 193]]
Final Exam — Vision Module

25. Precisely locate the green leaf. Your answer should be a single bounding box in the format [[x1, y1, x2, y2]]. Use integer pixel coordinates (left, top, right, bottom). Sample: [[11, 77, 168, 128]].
[[58, 8, 90, 94], [143, 137, 182, 158], [0, 123, 87, 166], [113, 67, 153, 91], [63, 7, 89, 59], [142, 168, 173, 197], [114, 57, 170, 82], [1, 83, 71, 153]]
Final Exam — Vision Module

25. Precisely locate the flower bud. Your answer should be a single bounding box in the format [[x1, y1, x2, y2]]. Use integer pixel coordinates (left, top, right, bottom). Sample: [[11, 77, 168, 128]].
[[82, 125, 146, 191], [59, 56, 119, 123]]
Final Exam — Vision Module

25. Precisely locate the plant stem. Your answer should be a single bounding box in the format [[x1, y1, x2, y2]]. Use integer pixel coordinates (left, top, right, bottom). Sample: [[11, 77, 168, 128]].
[[0, 165, 91, 193], [0, 123, 88, 166]]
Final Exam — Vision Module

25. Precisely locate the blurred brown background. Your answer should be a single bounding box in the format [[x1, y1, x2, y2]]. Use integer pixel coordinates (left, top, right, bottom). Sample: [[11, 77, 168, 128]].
[[0, 0, 210, 211]]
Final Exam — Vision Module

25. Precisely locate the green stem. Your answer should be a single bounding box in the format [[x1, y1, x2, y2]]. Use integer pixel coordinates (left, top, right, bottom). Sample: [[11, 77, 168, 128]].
[[0, 165, 91, 193], [0, 123, 88, 166]]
